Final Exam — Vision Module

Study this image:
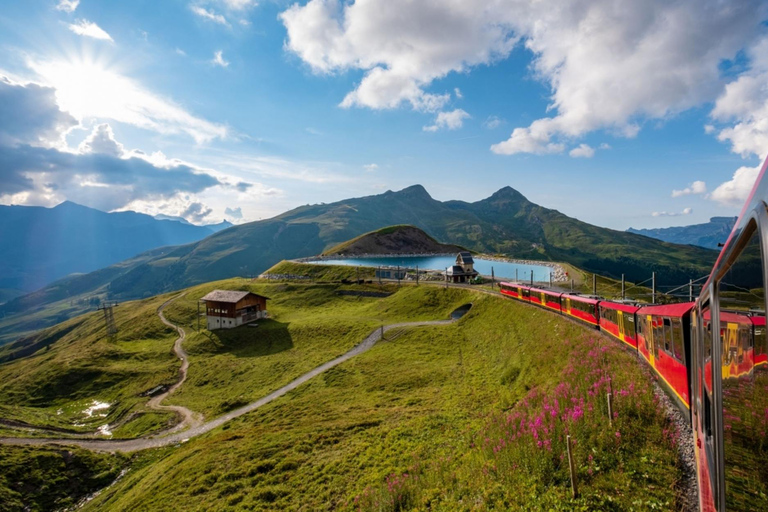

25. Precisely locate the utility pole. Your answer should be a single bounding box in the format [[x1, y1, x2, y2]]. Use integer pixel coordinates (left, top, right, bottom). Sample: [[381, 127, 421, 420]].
[[530, 270, 533, 286], [571, 279, 574, 291], [378, 266, 382, 285], [621, 274, 625, 301], [397, 265, 401, 287], [491, 266, 495, 290], [416, 265, 419, 286], [652, 272, 656, 304], [549, 271, 552, 288], [592, 274, 597, 296], [515, 268, 518, 282], [689, 278, 693, 302]]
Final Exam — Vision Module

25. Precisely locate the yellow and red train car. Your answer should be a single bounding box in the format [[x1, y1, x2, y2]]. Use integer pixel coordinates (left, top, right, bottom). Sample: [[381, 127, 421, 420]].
[[598, 301, 640, 349], [637, 302, 694, 411]]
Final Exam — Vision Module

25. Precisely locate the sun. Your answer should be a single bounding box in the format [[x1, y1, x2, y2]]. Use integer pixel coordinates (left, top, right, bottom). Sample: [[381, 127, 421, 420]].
[[29, 56, 140, 126]]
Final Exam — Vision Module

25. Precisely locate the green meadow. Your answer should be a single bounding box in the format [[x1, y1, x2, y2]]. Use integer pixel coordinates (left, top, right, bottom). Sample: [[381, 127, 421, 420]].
[[0, 271, 684, 511]]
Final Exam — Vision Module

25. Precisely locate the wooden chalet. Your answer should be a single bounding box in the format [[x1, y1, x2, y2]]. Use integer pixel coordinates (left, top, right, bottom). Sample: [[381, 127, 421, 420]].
[[200, 290, 269, 330], [446, 252, 479, 283]]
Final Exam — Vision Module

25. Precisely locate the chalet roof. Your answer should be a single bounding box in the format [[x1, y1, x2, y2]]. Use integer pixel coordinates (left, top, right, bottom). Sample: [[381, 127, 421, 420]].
[[457, 251, 474, 263], [200, 290, 269, 303]]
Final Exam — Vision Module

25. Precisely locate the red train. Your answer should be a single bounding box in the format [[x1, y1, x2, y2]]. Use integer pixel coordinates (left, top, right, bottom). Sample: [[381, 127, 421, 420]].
[[498, 151, 768, 510]]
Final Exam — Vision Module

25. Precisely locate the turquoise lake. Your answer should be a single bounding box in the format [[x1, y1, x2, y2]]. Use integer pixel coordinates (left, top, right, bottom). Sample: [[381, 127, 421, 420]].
[[308, 256, 553, 281]]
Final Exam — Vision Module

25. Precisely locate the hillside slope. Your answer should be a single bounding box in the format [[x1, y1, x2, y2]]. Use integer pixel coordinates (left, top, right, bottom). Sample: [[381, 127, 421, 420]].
[[0, 185, 717, 338], [0, 201, 224, 294], [322, 225, 465, 256], [627, 216, 736, 249]]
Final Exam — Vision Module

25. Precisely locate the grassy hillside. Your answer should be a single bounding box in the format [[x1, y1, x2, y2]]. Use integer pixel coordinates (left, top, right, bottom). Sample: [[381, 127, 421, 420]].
[[0, 445, 126, 511], [323, 224, 465, 256], [67, 287, 683, 511], [0, 185, 717, 343], [0, 294, 181, 436]]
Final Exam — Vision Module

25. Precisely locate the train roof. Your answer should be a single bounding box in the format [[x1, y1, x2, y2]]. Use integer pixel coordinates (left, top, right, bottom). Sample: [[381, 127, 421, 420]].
[[563, 293, 599, 304], [637, 302, 694, 317], [599, 300, 640, 314], [528, 286, 562, 296]]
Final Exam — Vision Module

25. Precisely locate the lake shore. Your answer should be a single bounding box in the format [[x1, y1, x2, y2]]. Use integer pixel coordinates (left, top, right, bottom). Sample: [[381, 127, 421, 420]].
[[293, 253, 568, 283]]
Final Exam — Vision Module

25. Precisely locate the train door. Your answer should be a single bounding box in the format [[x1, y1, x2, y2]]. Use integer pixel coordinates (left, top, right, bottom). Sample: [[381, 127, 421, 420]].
[[565, 298, 571, 315], [617, 311, 625, 341], [647, 315, 655, 367], [715, 217, 766, 511]]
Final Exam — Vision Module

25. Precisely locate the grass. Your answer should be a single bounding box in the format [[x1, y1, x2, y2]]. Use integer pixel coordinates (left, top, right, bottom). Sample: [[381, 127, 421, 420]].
[[0, 445, 127, 512], [264, 260, 376, 282], [73, 288, 684, 511], [0, 294, 180, 435], [160, 279, 472, 417]]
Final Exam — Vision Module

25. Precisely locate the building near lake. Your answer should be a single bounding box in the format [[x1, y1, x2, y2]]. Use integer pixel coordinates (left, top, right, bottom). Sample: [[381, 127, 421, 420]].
[[200, 290, 269, 330], [446, 252, 479, 283]]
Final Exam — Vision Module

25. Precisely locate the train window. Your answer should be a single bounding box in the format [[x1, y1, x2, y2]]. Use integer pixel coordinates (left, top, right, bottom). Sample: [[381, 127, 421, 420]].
[[671, 318, 684, 362], [625, 314, 636, 338], [663, 318, 672, 352], [718, 223, 767, 511]]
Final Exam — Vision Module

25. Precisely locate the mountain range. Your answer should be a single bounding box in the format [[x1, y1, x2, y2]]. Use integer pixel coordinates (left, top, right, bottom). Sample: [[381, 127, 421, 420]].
[[627, 217, 736, 250], [0, 202, 232, 301], [0, 185, 718, 342]]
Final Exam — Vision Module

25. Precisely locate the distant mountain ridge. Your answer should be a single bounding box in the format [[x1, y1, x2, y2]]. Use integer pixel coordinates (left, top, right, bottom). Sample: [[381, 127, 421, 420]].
[[627, 217, 736, 250], [0, 185, 718, 341], [0, 202, 226, 294]]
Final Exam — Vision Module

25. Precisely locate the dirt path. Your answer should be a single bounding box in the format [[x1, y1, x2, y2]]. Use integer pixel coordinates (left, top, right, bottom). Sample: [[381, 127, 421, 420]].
[[148, 295, 204, 433], [0, 317, 457, 452]]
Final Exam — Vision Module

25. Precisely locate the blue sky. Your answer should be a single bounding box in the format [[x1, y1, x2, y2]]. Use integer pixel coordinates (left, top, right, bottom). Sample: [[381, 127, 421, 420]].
[[0, 0, 767, 230]]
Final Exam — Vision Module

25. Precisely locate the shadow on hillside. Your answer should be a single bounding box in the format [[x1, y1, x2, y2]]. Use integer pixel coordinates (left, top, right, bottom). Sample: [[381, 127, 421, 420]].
[[210, 319, 293, 358]]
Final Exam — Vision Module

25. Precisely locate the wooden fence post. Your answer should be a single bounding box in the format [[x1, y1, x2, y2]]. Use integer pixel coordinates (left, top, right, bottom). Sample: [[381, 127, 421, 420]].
[[607, 392, 614, 426], [567, 435, 578, 498]]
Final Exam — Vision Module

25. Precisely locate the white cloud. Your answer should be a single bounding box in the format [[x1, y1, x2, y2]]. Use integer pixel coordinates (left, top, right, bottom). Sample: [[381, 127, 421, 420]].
[[492, 1, 765, 154], [569, 143, 594, 158], [279, 0, 765, 149], [599, 143, 611, 150], [483, 115, 503, 130], [671, 180, 707, 198], [704, 124, 715, 134], [710, 37, 768, 160], [212, 51, 230, 68], [454, 88, 463, 99], [78, 123, 125, 157], [30, 59, 227, 144], [176, 48, 187, 56], [67, 19, 113, 41], [710, 165, 761, 207], [191, 6, 230, 26], [363, 163, 378, 172], [280, 0, 517, 113], [0, 76, 78, 147], [490, 119, 564, 155], [652, 207, 693, 217], [225, 206, 243, 219], [56, 0, 80, 13], [423, 109, 470, 132]]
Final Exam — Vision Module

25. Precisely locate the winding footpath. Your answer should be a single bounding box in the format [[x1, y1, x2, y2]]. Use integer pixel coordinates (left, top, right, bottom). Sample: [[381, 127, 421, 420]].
[[0, 301, 458, 453]]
